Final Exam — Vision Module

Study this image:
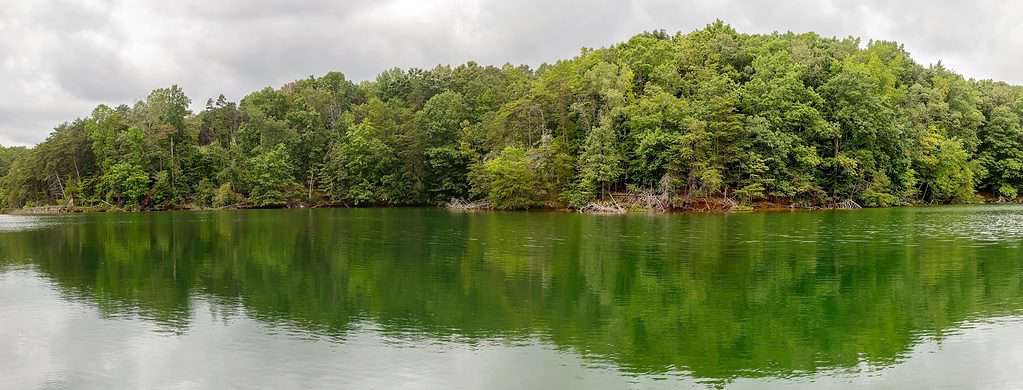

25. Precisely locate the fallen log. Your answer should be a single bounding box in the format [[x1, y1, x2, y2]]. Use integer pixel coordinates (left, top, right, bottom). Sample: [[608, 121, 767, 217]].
[[446, 198, 491, 211], [578, 202, 626, 214]]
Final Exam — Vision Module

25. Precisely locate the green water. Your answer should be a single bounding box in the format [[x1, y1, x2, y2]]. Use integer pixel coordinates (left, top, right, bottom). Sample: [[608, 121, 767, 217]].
[[2, 207, 1023, 389]]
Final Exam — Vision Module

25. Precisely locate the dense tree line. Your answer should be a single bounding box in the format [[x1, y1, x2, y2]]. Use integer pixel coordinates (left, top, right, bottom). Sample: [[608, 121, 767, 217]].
[[0, 146, 26, 179], [3, 22, 1023, 210]]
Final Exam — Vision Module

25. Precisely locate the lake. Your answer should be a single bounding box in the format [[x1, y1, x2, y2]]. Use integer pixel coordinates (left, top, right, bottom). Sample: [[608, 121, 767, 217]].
[[3, 206, 1023, 389]]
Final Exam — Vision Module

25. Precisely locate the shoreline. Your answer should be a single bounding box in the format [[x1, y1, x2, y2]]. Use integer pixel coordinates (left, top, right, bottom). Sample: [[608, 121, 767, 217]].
[[4, 198, 1015, 216]]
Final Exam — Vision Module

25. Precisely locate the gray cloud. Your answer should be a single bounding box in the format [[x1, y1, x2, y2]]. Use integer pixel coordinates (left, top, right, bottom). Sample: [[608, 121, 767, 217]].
[[2, 0, 1021, 146]]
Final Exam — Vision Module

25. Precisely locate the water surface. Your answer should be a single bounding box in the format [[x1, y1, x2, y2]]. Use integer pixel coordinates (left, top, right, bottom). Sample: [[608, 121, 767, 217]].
[[3, 207, 1023, 389]]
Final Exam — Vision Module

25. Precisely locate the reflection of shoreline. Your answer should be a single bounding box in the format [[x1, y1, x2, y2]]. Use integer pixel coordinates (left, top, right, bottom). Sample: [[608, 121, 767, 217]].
[[1, 208, 1023, 382], [5, 268, 1023, 390], [728, 316, 1023, 389], [0, 270, 698, 390]]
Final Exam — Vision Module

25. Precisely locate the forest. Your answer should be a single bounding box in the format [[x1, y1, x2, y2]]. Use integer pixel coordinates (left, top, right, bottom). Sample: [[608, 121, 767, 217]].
[[3, 22, 1023, 211]]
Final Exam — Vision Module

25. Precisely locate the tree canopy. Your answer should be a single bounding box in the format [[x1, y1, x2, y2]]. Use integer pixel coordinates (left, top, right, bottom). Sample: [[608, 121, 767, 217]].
[[4, 22, 1023, 210]]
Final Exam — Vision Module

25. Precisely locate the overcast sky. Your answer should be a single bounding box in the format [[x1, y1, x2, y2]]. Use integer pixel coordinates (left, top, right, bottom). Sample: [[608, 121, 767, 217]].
[[2, 0, 1021, 146]]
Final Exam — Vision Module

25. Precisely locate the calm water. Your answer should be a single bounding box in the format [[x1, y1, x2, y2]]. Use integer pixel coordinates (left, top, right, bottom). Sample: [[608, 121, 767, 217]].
[[3, 207, 1023, 389]]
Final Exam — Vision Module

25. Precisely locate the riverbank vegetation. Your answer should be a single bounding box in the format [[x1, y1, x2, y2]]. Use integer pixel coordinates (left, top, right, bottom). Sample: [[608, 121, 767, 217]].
[[3, 22, 1023, 211]]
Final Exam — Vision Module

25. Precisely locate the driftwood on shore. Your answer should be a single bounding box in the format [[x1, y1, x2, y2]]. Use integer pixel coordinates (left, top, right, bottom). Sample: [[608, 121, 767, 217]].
[[612, 190, 669, 212], [835, 199, 862, 209], [578, 202, 626, 214], [446, 198, 491, 211], [579, 192, 627, 214]]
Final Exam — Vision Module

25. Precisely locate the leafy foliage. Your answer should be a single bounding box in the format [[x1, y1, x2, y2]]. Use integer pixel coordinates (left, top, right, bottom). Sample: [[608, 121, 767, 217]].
[[5, 23, 1023, 210], [248, 144, 297, 207], [478, 147, 541, 209]]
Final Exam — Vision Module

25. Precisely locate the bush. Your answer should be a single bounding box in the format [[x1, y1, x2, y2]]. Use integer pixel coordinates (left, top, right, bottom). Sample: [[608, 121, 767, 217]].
[[152, 171, 174, 208], [213, 183, 241, 208], [480, 147, 541, 210], [99, 162, 149, 207], [999, 184, 1018, 200], [735, 182, 765, 205], [195, 179, 216, 208], [248, 144, 297, 207]]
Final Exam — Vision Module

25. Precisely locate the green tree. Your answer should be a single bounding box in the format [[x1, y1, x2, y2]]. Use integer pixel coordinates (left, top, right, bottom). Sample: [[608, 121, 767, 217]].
[[416, 91, 470, 201], [477, 146, 540, 209], [914, 131, 976, 202], [5, 23, 1023, 211], [977, 106, 1023, 198], [577, 122, 623, 199], [248, 144, 296, 207], [99, 162, 149, 207], [319, 123, 403, 205]]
